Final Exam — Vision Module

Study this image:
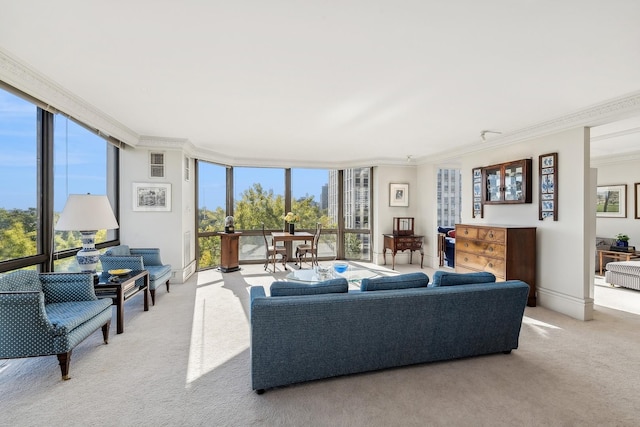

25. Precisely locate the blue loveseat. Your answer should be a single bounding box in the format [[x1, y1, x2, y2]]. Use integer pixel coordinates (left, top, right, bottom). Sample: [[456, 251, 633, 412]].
[[250, 271, 529, 393], [100, 245, 171, 305]]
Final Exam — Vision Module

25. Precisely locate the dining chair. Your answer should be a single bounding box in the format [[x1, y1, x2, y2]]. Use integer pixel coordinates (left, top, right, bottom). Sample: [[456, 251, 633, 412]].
[[295, 223, 322, 268], [263, 223, 287, 273]]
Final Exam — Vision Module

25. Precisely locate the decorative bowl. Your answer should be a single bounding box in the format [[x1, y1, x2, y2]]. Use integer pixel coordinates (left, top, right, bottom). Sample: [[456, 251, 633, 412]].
[[108, 268, 132, 277], [333, 262, 349, 274], [316, 265, 332, 279]]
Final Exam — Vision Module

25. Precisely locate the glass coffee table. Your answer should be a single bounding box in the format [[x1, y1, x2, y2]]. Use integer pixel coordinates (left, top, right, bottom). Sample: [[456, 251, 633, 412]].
[[286, 264, 379, 286]]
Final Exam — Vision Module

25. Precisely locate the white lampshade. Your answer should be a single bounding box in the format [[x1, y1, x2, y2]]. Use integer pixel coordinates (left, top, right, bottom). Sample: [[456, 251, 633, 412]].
[[55, 194, 119, 273], [55, 194, 119, 231]]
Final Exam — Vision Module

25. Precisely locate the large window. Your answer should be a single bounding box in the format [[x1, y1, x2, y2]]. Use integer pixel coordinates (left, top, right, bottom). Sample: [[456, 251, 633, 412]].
[[0, 84, 119, 273], [0, 90, 38, 263], [197, 162, 226, 269], [195, 163, 372, 270]]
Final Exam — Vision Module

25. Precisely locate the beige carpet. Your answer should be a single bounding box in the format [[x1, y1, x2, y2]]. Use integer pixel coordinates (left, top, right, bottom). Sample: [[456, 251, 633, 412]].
[[1, 263, 639, 427]]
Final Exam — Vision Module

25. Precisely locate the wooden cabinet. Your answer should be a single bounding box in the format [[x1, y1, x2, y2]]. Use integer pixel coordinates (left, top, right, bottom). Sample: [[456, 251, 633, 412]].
[[455, 224, 536, 306], [383, 234, 424, 270], [218, 232, 241, 272], [483, 158, 532, 204]]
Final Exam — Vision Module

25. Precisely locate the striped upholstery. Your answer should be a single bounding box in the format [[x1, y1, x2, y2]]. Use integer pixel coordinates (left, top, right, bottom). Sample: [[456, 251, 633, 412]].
[[604, 261, 640, 291]]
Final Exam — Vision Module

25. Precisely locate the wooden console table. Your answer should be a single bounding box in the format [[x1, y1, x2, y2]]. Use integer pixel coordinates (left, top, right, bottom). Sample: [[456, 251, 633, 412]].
[[218, 231, 242, 272], [382, 234, 424, 270]]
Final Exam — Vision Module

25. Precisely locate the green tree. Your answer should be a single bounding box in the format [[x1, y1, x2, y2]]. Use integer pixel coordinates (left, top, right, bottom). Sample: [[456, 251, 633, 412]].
[[0, 221, 37, 261]]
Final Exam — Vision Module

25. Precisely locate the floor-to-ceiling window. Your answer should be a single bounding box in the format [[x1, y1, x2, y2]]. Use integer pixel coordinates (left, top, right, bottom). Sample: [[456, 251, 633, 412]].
[[0, 83, 119, 273], [0, 89, 39, 264], [437, 168, 461, 227], [195, 161, 372, 270]]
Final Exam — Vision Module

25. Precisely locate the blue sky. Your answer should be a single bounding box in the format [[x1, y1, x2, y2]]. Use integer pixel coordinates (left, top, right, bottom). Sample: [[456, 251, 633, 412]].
[[1, 89, 328, 211]]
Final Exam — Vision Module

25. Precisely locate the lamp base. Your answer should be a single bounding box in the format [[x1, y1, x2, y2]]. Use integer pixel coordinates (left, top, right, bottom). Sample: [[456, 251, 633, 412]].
[[77, 231, 100, 273]]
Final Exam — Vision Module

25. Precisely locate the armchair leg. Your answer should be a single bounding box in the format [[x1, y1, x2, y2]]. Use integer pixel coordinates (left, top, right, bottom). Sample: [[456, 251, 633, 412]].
[[57, 351, 72, 381], [150, 289, 156, 306], [102, 320, 111, 344], [166, 280, 170, 293]]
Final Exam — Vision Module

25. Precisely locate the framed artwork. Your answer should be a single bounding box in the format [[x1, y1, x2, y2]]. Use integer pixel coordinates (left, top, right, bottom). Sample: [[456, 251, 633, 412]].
[[596, 184, 626, 218], [389, 183, 409, 207], [539, 152, 558, 221], [132, 182, 172, 212], [635, 183, 640, 219], [472, 167, 484, 218]]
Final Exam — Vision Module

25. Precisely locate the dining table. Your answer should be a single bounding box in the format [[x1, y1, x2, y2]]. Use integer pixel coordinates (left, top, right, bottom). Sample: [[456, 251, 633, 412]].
[[271, 231, 314, 269]]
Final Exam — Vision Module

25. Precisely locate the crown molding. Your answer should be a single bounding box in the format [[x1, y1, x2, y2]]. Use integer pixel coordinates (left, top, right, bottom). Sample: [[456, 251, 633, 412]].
[[0, 48, 139, 145], [423, 91, 640, 165], [590, 151, 640, 167]]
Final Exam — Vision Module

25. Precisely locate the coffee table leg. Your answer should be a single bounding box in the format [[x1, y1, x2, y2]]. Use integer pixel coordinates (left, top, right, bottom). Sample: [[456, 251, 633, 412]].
[[116, 285, 124, 334], [143, 275, 149, 312]]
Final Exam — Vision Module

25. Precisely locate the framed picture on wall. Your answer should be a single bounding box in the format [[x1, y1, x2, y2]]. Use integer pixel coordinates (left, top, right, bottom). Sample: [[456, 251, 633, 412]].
[[389, 183, 409, 207], [635, 183, 640, 219], [596, 184, 626, 218], [132, 182, 172, 212]]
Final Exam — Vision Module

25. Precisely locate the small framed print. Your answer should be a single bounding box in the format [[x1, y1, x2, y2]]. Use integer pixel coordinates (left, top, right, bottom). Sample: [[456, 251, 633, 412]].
[[389, 183, 409, 207], [597, 184, 626, 218], [472, 167, 484, 218], [539, 153, 558, 221], [132, 182, 172, 212]]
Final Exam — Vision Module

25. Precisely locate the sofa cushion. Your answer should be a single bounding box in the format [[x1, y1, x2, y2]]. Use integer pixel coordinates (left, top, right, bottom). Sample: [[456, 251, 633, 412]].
[[0, 270, 43, 292], [360, 272, 429, 291], [106, 245, 131, 256], [270, 278, 348, 297], [430, 271, 496, 287]]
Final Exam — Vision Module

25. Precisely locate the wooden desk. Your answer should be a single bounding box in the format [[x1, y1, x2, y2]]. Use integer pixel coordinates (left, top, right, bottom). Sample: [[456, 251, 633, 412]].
[[598, 249, 640, 275], [96, 270, 149, 334], [272, 231, 314, 268], [382, 234, 424, 270]]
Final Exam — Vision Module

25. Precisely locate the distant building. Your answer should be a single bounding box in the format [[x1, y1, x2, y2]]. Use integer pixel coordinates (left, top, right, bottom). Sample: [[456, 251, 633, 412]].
[[437, 168, 462, 227]]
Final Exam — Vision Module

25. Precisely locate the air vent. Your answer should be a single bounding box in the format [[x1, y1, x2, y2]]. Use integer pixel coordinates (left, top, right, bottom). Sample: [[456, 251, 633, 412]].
[[149, 152, 164, 178]]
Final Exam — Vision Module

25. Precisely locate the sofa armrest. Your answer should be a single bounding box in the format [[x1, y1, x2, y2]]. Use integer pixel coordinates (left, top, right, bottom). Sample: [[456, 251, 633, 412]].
[[100, 255, 145, 271], [39, 273, 97, 303], [130, 248, 163, 266], [250, 286, 266, 301]]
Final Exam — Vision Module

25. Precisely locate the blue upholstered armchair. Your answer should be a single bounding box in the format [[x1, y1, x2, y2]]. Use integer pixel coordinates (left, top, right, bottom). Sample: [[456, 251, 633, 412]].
[[100, 245, 171, 305], [0, 270, 113, 380]]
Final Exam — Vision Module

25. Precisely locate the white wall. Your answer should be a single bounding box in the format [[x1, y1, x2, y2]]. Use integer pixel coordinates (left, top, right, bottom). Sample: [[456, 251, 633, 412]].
[[595, 160, 640, 246], [457, 127, 593, 320], [120, 147, 196, 283], [373, 165, 420, 266]]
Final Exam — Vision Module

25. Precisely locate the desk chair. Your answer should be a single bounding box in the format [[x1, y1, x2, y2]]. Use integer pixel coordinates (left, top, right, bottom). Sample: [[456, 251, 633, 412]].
[[295, 223, 322, 268], [263, 223, 287, 273]]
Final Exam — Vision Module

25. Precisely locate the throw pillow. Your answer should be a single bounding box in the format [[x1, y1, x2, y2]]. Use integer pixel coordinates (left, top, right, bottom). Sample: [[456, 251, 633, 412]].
[[270, 278, 348, 297], [360, 272, 429, 291], [430, 271, 496, 287]]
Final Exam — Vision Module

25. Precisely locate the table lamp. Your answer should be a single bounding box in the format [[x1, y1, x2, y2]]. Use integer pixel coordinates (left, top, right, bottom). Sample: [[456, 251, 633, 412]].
[[55, 194, 119, 273]]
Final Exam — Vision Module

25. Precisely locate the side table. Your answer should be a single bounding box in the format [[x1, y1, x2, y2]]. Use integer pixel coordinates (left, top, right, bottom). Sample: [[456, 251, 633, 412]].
[[95, 270, 149, 334], [382, 234, 424, 270]]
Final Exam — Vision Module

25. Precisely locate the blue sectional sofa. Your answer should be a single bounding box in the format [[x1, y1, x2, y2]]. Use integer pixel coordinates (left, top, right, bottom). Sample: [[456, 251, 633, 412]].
[[250, 272, 529, 393]]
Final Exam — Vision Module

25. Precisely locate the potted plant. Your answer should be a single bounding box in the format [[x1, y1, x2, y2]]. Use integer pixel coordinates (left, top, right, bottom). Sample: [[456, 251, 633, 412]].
[[615, 233, 630, 247]]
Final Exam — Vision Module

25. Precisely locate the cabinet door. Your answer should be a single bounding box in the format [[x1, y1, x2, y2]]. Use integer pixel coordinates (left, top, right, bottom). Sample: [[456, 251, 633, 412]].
[[504, 162, 525, 201], [484, 166, 502, 202]]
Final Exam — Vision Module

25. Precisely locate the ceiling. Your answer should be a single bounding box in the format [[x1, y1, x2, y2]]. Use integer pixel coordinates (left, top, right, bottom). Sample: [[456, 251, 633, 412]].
[[1, 1, 640, 167]]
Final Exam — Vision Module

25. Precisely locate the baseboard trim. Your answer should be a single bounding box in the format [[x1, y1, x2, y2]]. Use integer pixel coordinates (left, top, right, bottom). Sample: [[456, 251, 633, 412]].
[[537, 287, 594, 321]]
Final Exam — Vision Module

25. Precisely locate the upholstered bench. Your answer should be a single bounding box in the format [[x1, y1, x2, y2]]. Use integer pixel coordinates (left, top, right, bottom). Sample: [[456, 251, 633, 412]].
[[604, 261, 640, 290]]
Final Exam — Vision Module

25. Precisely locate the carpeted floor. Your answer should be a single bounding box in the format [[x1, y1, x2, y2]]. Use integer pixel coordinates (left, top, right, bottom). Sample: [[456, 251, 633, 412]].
[[1, 263, 639, 427]]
